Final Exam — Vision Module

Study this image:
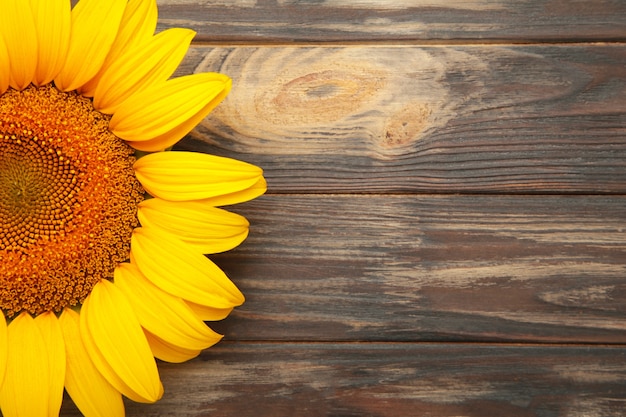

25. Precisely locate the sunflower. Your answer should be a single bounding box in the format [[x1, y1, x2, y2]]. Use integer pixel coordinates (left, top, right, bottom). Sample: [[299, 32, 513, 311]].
[[0, 0, 266, 416]]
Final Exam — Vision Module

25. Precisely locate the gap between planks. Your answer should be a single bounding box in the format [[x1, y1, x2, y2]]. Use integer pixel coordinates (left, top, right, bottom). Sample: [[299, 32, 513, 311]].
[[216, 340, 626, 348], [257, 191, 626, 197], [190, 39, 626, 48]]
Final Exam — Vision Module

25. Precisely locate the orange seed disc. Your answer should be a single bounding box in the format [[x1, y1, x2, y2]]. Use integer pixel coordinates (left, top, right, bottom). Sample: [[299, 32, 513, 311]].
[[0, 85, 143, 316]]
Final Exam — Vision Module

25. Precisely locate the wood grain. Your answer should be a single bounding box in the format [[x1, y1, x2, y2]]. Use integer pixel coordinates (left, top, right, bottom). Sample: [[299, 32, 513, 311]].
[[156, 0, 626, 43], [200, 194, 626, 344], [175, 44, 626, 194], [55, 3, 626, 417], [59, 343, 626, 417]]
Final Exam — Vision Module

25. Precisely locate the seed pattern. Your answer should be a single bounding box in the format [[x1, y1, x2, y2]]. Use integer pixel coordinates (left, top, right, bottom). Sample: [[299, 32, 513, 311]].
[[0, 85, 144, 316]]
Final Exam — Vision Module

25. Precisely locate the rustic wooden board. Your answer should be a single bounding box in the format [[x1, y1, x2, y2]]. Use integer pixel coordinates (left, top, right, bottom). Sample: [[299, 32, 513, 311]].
[[175, 44, 626, 194], [59, 3, 626, 416], [156, 0, 626, 43], [58, 343, 626, 417], [201, 194, 626, 344]]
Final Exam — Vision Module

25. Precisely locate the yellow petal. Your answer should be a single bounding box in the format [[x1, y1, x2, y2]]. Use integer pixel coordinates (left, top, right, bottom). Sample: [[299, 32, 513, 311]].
[[93, 28, 195, 114], [0, 37, 9, 94], [60, 309, 125, 417], [107, 0, 157, 56], [144, 330, 202, 363], [102, 0, 157, 64], [80, 0, 158, 96], [76, 321, 143, 404], [114, 263, 223, 351], [55, 0, 126, 91], [201, 176, 268, 207], [185, 301, 234, 321], [109, 72, 230, 146], [0, 0, 38, 90], [138, 198, 249, 254], [0, 315, 7, 389], [0, 313, 53, 417], [30, 0, 71, 85], [131, 227, 244, 308], [125, 83, 230, 152], [133, 151, 264, 202], [34, 312, 66, 417], [80, 280, 163, 403]]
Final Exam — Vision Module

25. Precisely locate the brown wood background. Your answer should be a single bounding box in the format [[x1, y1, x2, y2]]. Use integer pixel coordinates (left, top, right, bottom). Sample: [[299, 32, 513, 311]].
[[62, 1, 626, 416]]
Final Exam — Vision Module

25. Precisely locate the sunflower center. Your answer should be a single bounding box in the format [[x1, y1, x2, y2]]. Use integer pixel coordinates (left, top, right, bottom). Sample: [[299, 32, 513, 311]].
[[0, 85, 144, 317]]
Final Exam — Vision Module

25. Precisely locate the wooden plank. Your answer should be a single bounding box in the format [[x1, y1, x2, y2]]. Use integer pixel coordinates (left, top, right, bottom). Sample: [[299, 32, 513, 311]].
[[156, 1, 626, 43], [175, 44, 626, 194], [60, 343, 626, 417], [204, 195, 626, 344]]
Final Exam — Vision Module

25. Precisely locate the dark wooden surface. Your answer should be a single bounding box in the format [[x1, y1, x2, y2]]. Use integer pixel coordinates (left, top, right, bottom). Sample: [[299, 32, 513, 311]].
[[65, 1, 626, 416], [156, 0, 626, 43], [177, 44, 626, 194]]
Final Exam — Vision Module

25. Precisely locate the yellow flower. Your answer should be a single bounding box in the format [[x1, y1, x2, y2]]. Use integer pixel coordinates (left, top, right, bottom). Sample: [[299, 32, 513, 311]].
[[0, 0, 266, 416]]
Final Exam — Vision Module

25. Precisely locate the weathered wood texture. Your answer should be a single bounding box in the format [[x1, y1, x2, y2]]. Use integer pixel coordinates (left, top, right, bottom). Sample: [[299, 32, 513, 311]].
[[208, 195, 626, 344], [58, 344, 626, 417], [156, 0, 626, 43], [69, 2, 626, 417], [175, 44, 626, 194]]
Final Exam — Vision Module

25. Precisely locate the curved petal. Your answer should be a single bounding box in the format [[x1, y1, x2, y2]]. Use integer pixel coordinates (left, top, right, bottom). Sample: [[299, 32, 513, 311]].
[[107, 0, 158, 57], [133, 151, 264, 202], [125, 83, 230, 152], [0, 313, 52, 417], [109, 72, 231, 145], [34, 312, 66, 417], [60, 309, 125, 417], [30, 0, 71, 85], [131, 227, 244, 308], [80, 0, 158, 96], [93, 28, 195, 114], [114, 263, 223, 351], [185, 301, 234, 322], [78, 313, 143, 403], [201, 176, 268, 207], [80, 280, 163, 403], [144, 330, 202, 363], [0, 37, 10, 94], [0, 0, 38, 90], [138, 198, 249, 254], [55, 0, 126, 91]]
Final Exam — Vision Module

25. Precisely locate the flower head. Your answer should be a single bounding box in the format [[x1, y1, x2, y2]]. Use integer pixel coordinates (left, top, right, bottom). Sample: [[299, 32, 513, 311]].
[[0, 0, 266, 416]]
